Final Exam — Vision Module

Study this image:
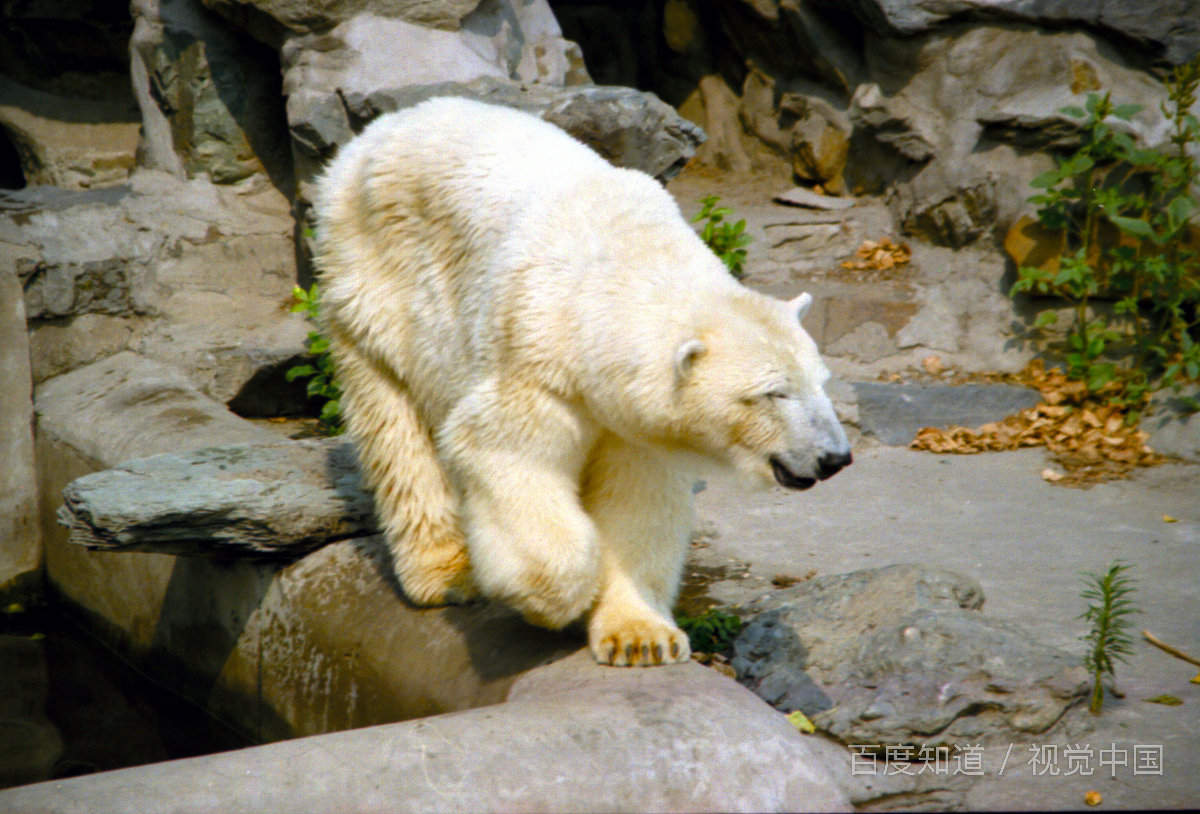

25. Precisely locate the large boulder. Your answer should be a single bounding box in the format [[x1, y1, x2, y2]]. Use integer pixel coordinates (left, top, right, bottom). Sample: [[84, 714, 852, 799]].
[[836, 0, 1200, 65], [0, 0, 139, 189], [0, 652, 850, 813], [0, 260, 39, 604], [201, 0, 486, 43], [733, 565, 1090, 747], [281, 0, 719, 201], [300, 76, 707, 186], [129, 0, 294, 188], [0, 79, 140, 191], [31, 353, 581, 742], [846, 25, 1175, 246], [2, 171, 308, 404]]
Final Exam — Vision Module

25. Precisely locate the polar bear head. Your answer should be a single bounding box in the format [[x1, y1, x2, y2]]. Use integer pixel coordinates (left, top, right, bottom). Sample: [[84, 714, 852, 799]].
[[672, 291, 852, 490]]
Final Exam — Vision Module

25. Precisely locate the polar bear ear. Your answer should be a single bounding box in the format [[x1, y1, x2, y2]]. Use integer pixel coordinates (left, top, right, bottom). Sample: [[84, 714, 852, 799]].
[[788, 292, 814, 323], [674, 338, 706, 382]]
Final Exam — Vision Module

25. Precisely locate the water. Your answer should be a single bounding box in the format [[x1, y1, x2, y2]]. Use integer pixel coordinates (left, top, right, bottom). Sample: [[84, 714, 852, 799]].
[[0, 605, 252, 790]]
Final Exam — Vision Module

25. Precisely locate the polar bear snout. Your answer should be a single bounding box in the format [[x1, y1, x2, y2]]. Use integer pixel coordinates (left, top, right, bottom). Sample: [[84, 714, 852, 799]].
[[817, 449, 853, 479], [769, 449, 851, 490]]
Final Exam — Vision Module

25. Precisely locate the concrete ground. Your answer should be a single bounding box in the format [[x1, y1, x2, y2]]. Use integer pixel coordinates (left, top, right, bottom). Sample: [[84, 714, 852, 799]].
[[662, 166, 1198, 810], [689, 442, 1199, 811]]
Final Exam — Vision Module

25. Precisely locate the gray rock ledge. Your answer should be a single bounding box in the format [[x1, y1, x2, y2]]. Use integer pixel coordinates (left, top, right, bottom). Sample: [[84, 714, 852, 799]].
[[58, 439, 377, 558]]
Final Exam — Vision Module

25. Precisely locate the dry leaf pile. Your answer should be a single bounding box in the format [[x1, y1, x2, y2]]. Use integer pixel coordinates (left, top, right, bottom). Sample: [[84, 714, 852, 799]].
[[910, 360, 1164, 485], [840, 237, 912, 271]]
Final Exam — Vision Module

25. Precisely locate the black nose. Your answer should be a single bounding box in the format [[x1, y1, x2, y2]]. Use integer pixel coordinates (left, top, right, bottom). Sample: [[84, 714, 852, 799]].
[[817, 450, 852, 480]]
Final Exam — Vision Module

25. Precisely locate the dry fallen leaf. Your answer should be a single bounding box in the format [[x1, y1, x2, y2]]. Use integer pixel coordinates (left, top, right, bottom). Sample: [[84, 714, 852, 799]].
[[1164, 515, 1178, 523], [840, 237, 911, 271], [910, 360, 1164, 485], [786, 710, 816, 733], [1144, 694, 1183, 706], [1085, 790, 1102, 806]]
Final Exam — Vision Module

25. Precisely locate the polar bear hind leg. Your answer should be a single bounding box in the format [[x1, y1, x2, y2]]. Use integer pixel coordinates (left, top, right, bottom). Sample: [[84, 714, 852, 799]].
[[328, 329, 477, 605], [583, 434, 693, 666]]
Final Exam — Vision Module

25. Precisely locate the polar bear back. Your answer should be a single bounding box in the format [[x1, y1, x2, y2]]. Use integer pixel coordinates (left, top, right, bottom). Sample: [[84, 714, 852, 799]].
[[314, 97, 738, 426]]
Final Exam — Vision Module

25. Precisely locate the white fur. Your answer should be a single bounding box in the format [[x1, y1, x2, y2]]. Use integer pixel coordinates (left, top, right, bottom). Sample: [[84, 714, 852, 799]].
[[313, 97, 851, 666]]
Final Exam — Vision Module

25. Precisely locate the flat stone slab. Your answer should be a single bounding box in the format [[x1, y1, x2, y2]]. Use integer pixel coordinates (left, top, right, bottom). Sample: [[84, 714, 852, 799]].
[[774, 186, 856, 210], [852, 382, 1043, 446], [58, 439, 377, 558]]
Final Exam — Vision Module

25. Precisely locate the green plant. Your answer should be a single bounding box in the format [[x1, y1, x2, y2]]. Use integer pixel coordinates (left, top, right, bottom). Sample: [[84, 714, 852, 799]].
[[287, 283, 344, 434], [1011, 57, 1200, 417], [692, 195, 752, 279], [676, 608, 743, 656], [1079, 561, 1138, 715]]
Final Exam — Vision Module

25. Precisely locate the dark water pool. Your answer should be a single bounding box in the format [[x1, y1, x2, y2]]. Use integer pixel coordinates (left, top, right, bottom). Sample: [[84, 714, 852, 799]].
[[1, 605, 252, 790]]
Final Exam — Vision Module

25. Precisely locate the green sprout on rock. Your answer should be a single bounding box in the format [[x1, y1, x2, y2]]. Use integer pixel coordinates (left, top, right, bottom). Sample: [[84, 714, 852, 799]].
[[1079, 561, 1139, 714], [692, 195, 752, 279]]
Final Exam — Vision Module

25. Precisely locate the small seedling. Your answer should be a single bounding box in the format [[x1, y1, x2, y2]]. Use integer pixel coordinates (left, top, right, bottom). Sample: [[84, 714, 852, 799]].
[[287, 283, 344, 434], [675, 608, 743, 656], [692, 195, 752, 279], [1079, 561, 1139, 714]]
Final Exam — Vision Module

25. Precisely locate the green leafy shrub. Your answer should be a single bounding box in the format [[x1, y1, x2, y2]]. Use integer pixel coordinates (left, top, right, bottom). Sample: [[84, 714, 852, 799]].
[[1080, 561, 1138, 715], [287, 283, 344, 434], [692, 195, 752, 279], [676, 608, 743, 656], [1011, 57, 1200, 417]]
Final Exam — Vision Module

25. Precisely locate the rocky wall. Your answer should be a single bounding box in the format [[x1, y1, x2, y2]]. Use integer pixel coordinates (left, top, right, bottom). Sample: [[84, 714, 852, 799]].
[[553, 0, 1200, 246]]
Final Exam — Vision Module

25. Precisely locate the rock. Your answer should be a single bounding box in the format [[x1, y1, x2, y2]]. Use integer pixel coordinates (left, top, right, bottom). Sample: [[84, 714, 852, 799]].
[[0, 651, 850, 812], [202, 0, 485, 43], [59, 439, 376, 558], [733, 565, 1089, 748], [0, 77, 140, 190], [27, 315, 135, 386], [129, 0, 294, 188], [3, 171, 309, 403], [34, 352, 282, 466], [775, 186, 856, 210], [0, 1, 138, 189], [279, 1, 600, 199], [846, 26, 1171, 245], [737, 565, 985, 688], [1144, 388, 1200, 463], [838, 0, 1200, 65], [0, 263, 39, 602], [814, 609, 1091, 746], [534, 84, 705, 181], [276, 0, 705, 191], [852, 382, 1045, 446], [290, 75, 705, 192], [0, 637, 63, 790]]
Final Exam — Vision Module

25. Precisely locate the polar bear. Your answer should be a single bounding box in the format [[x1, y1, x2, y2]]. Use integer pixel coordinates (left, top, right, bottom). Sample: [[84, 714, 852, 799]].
[[313, 97, 851, 666]]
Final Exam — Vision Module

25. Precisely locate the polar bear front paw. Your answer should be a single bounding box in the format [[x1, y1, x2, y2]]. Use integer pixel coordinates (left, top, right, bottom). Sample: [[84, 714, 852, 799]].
[[589, 616, 692, 667]]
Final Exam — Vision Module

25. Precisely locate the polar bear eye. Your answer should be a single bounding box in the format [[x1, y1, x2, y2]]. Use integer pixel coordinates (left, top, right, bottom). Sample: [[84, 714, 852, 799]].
[[765, 390, 789, 400]]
